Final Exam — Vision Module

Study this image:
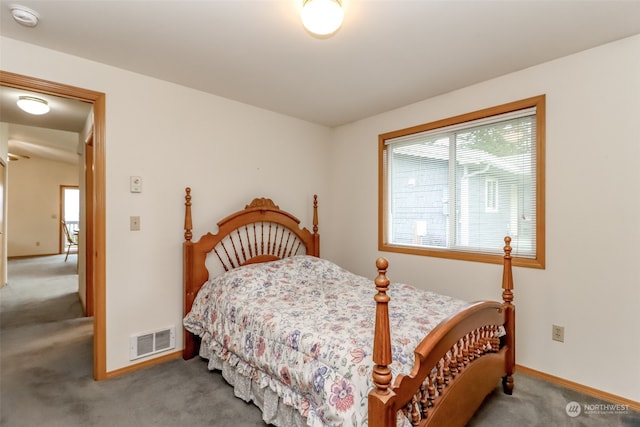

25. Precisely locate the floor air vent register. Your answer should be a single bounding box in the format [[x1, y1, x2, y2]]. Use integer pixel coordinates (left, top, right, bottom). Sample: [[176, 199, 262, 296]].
[[129, 326, 175, 360]]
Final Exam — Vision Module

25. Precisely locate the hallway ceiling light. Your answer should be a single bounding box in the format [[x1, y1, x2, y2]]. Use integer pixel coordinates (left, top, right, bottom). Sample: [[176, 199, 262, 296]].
[[17, 96, 50, 115], [301, 0, 344, 37], [9, 4, 40, 27]]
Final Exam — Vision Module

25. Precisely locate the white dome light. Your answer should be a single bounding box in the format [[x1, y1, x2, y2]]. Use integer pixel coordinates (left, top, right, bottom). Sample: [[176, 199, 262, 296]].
[[301, 0, 344, 37], [10, 4, 40, 27], [17, 96, 50, 115]]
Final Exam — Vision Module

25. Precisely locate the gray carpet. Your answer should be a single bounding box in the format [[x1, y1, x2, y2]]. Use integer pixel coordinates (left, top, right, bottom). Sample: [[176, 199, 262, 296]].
[[1, 255, 638, 427]]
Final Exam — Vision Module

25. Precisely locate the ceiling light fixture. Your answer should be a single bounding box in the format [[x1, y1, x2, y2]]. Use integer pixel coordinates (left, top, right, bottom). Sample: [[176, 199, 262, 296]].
[[17, 96, 50, 115], [301, 0, 344, 37], [9, 4, 40, 27]]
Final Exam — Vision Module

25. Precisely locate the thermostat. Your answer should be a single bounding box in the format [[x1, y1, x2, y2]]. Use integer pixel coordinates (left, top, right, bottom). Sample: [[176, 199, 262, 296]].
[[130, 176, 142, 193]]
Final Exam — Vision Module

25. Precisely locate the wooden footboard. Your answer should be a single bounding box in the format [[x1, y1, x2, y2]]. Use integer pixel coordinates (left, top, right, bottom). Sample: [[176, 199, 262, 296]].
[[369, 237, 515, 427]]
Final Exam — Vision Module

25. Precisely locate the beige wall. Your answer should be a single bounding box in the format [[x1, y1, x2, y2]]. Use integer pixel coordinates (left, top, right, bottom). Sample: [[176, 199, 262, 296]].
[[7, 156, 79, 257], [0, 123, 7, 287], [327, 35, 640, 402], [76, 112, 94, 313], [1, 36, 331, 372], [2, 33, 638, 402], [0, 124, 7, 161]]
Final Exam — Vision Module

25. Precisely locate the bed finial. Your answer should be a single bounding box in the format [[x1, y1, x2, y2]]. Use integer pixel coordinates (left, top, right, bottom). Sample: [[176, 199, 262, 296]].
[[501, 236, 513, 302], [372, 257, 392, 394], [184, 187, 193, 242], [312, 194, 318, 235], [501, 236, 515, 395]]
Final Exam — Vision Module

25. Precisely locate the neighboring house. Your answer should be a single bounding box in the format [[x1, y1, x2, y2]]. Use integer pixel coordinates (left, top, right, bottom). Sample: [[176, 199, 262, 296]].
[[390, 148, 534, 254]]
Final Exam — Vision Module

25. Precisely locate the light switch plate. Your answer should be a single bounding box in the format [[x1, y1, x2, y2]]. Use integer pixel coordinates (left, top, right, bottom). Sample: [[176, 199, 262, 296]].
[[130, 216, 140, 231], [130, 176, 142, 193]]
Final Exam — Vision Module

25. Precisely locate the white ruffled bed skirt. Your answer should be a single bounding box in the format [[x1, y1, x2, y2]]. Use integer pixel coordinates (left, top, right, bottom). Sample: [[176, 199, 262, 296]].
[[198, 338, 410, 427], [200, 342, 312, 427]]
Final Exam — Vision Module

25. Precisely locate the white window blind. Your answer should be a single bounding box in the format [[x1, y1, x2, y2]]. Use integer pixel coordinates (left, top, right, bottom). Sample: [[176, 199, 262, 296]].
[[384, 107, 537, 258]]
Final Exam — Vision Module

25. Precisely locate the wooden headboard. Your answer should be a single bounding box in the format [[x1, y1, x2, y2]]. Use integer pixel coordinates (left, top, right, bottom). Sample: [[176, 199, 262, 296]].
[[182, 187, 320, 359]]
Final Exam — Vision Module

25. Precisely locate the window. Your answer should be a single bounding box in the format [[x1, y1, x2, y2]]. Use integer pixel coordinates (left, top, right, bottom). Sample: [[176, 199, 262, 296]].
[[379, 96, 545, 268], [485, 179, 498, 212], [61, 185, 80, 233]]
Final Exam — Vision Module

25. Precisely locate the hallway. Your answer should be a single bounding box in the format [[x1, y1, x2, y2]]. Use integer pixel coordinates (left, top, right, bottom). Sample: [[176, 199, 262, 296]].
[[0, 254, 93, 426]]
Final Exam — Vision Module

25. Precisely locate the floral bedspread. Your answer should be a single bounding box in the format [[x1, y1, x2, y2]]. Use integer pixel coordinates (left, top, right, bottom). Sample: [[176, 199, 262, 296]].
[[183, 255, 468, 426]]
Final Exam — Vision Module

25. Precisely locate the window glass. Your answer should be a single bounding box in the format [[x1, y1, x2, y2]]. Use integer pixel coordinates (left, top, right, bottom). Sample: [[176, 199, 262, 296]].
[[379, 96, 545, 268]]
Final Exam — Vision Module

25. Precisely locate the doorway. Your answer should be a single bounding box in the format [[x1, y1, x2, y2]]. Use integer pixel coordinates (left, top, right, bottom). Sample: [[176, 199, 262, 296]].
[[0, 71, 106, 380]]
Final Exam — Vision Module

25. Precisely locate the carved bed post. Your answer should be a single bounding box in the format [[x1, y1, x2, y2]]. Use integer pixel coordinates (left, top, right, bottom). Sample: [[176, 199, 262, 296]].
[[184, 187, 193, 242], [183, 187, 197, 359], [501, 236, 516, 394], [312, 194, 320, 257], [369, 257, 396, 427]]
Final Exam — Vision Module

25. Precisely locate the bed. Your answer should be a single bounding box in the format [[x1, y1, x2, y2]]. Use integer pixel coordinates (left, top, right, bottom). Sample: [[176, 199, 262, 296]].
[[182, 187, 515, 427]]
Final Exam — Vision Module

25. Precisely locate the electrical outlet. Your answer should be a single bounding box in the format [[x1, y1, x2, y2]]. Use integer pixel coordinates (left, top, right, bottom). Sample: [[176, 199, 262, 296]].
[[130, 216, 140, 231], [552, 324, 564, 342]]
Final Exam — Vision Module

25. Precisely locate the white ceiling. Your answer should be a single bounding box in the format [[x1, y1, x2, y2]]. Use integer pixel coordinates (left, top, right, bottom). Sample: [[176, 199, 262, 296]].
[[0, 86, 92, 164], [1, 0, 640, 160]]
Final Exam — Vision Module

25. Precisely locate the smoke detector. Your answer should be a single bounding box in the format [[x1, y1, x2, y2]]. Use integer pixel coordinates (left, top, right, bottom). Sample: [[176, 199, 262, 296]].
[[10, 4, 40, 27]]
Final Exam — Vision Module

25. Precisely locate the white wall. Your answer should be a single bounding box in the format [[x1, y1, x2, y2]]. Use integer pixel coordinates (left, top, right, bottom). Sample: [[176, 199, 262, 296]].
[[327, 35, 640, 401], [1, 36, 331, 371], [77, 112, 94, 314], [6, 157, 78, 257], [2, 34, 638, 401], [0, 123, 7, 287], [0, 123, 7, 161]]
